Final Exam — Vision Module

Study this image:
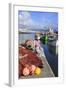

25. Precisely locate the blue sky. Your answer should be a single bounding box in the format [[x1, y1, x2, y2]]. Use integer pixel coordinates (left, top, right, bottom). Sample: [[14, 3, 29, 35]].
[[18, 11, 58, 30]]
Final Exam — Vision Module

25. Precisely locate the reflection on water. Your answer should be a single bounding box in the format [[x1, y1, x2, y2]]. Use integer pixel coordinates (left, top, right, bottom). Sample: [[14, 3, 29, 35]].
[[43, 44, 58, 77], [19, 33, 35, 44]]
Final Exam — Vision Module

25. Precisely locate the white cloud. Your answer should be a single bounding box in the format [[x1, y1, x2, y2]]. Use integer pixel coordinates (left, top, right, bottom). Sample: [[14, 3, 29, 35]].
[[19, 11, 34, 27], [18, 11, 44, 30]]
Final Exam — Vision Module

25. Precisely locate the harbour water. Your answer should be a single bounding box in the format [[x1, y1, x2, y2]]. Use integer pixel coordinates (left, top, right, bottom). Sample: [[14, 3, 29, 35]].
[[42, 44, 58, 77]]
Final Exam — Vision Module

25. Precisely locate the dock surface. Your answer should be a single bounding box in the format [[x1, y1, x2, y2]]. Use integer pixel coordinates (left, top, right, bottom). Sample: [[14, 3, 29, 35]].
[[20, 51, 54, 79]]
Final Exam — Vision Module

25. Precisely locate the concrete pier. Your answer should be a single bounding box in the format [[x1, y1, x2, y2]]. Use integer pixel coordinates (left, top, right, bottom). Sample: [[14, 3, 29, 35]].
[[20, 50, 54, 79]]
